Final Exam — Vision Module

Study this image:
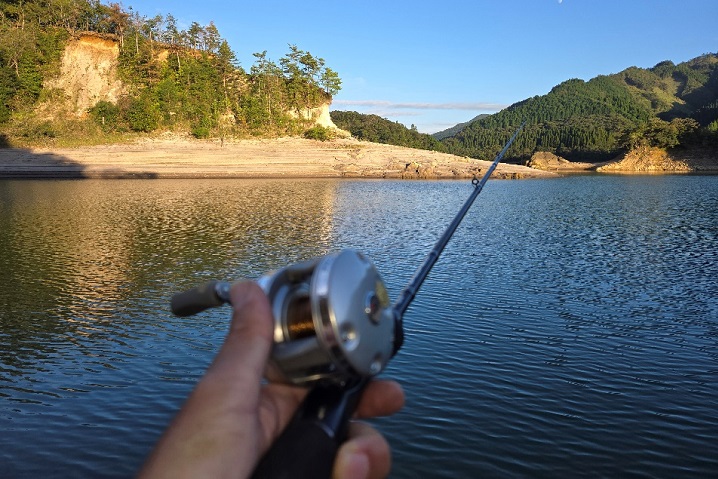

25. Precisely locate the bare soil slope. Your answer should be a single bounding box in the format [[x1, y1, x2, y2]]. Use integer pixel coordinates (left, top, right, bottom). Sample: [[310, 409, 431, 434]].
[[45, 33, 124, 115]]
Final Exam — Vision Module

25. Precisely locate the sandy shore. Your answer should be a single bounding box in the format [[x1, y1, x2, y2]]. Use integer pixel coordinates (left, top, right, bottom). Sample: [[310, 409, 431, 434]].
[[0, 135, 557, 179]]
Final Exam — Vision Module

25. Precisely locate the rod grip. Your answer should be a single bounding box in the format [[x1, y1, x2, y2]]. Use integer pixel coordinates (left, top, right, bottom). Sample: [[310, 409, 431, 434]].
[[170, 281, 226, 317], [250, 379, 368, 479], [250, 419, 339, 479]]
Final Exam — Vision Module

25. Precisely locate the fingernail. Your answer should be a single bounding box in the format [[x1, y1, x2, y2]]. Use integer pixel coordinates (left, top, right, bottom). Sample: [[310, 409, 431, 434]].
[[337, 451, 370, 479]]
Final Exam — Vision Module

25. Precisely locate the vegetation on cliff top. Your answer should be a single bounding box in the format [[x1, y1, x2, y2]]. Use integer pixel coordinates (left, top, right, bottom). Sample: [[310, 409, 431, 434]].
[[0, 0, 341, 145]]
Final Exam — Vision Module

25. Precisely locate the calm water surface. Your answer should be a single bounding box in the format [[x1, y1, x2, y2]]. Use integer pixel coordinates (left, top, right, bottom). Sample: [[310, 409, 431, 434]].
[[1, 176, 717, 478]]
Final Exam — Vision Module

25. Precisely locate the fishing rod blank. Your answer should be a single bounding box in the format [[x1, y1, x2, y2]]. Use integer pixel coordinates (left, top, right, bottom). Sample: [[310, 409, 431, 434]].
[[391, 122, 524, 351]]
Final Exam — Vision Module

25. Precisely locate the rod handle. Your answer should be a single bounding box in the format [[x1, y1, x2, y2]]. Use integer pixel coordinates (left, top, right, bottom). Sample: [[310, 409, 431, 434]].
[[250, 418, 339, 479], [250, 379, 368, 479]]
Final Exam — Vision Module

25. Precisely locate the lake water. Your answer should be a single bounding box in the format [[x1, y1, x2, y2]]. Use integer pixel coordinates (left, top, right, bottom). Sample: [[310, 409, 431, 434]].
[[1, 176, 717, 478]]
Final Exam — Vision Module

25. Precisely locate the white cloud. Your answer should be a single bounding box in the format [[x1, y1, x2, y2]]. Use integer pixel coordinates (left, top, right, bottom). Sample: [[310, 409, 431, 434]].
[[332, 100, 507, 111], [330, 99, 508, 134]]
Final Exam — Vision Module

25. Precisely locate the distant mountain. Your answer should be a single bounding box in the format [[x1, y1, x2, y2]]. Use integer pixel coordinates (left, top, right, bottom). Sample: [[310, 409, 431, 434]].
[[440, 54, 718, 161], [329, 111, 447, 151], [332, 54, 718, 162], [432, 114, 489, 140]]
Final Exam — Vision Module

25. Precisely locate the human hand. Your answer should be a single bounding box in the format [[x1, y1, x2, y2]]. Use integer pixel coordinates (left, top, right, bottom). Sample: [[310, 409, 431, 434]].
[[139, 281, 405, 479]]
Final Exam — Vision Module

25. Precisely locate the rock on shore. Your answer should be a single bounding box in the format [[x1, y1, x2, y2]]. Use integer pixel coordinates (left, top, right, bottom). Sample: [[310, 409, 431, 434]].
[[597, 146, 718, 173], [597, 147, 691, 172], [526, 151, 596, 171]]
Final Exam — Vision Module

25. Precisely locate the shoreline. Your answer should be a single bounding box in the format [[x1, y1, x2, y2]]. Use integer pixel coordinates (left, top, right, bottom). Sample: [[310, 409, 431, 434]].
[[0, 136, 558, 180]]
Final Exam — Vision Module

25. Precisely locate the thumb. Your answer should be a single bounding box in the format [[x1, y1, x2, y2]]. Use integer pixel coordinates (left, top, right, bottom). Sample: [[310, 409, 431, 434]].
[[205, 281, 274, 389]]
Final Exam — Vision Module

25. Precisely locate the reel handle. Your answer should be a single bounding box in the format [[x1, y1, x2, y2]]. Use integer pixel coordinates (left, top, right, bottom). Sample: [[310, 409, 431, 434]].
[[170, 281, 231, 317], [250, 378, 368, 479]]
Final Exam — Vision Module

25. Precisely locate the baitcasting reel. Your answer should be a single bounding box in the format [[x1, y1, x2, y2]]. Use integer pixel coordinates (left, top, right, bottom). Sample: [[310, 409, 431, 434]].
[[257, 250, 397, 385], [171, 250, 398, 386]]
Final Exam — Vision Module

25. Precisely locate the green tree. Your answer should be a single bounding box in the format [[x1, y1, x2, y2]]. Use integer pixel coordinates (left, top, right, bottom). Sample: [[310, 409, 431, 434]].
[[215, 39, 237, 95], [106, 3, 129, 49], [143, 14, 163, 53], [162, 13, 182, 68], [187, 21, 202, 50], [204, 21, 220, 53], [126, 92, 159, 132], [250, 50, 285, 124], [320, 67, 341, 96], [89, 100, 121, 131]]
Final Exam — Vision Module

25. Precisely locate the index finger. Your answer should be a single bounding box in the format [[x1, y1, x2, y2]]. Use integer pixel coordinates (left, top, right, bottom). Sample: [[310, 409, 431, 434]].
[[355, 380, 405, 419]]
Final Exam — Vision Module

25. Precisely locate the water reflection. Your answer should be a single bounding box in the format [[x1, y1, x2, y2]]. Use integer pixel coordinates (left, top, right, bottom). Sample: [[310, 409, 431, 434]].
[[0, 179, 339, 386]]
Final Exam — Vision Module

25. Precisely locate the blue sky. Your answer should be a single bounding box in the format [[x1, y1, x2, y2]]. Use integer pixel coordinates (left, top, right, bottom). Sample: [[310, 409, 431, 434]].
[[131, 0, 718, 133]]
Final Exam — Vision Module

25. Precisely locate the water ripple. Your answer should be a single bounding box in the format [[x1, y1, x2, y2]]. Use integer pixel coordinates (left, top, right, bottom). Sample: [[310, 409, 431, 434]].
[[1, 177, 717, 477]]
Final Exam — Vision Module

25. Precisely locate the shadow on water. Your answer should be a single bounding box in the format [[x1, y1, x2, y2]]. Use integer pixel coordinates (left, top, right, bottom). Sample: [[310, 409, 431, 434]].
[[0, 136, 158, 179]]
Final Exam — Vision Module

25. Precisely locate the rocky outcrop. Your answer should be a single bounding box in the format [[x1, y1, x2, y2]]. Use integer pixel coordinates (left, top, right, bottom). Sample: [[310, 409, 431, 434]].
[[290, 103, 349, 135], [597, 147, 691, 172], [291, 103, 331, 127], [526, 151, 596, 171]]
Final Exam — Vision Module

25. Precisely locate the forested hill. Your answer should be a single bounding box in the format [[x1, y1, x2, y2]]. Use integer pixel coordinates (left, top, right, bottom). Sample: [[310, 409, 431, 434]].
[[0, 0, 342, 144], [329, 111, 447, 151], [441, 54, 718, 162], [334, 55, 718, 163], [432, 114, 489, 140]]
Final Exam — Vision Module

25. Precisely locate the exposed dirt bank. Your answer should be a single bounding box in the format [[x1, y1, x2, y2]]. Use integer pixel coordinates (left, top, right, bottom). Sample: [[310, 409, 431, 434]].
[[597, 147, 718, 173], [0, 135, 558, 179], [526, 148, 718, 174]]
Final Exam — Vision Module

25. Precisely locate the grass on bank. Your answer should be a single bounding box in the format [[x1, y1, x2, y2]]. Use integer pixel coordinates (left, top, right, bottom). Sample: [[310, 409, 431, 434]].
[[0, 110, 337, 149]]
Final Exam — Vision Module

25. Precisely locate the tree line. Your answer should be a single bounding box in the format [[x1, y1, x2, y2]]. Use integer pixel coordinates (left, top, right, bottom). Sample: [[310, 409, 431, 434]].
[[329, 111, 447, 151], [0, 0, 342, 142]]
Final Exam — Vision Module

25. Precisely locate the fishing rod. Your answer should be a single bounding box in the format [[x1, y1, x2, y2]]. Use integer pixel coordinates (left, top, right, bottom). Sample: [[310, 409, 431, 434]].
[[170, 122, 525, 478]]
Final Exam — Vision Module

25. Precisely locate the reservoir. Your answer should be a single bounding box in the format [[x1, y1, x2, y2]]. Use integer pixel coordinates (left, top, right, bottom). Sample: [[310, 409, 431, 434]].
[[1, 176, 717, 478]]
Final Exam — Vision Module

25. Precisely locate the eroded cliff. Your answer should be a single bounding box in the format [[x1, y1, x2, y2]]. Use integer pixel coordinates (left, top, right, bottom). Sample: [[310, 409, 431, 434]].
[[44, 33, 338, 130], [46, 33, 124, 116]]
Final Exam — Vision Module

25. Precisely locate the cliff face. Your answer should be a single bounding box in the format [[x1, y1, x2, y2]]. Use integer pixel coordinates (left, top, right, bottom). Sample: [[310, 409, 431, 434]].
[[291, 103, 340, 130], [46, 33, 124, 116]]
